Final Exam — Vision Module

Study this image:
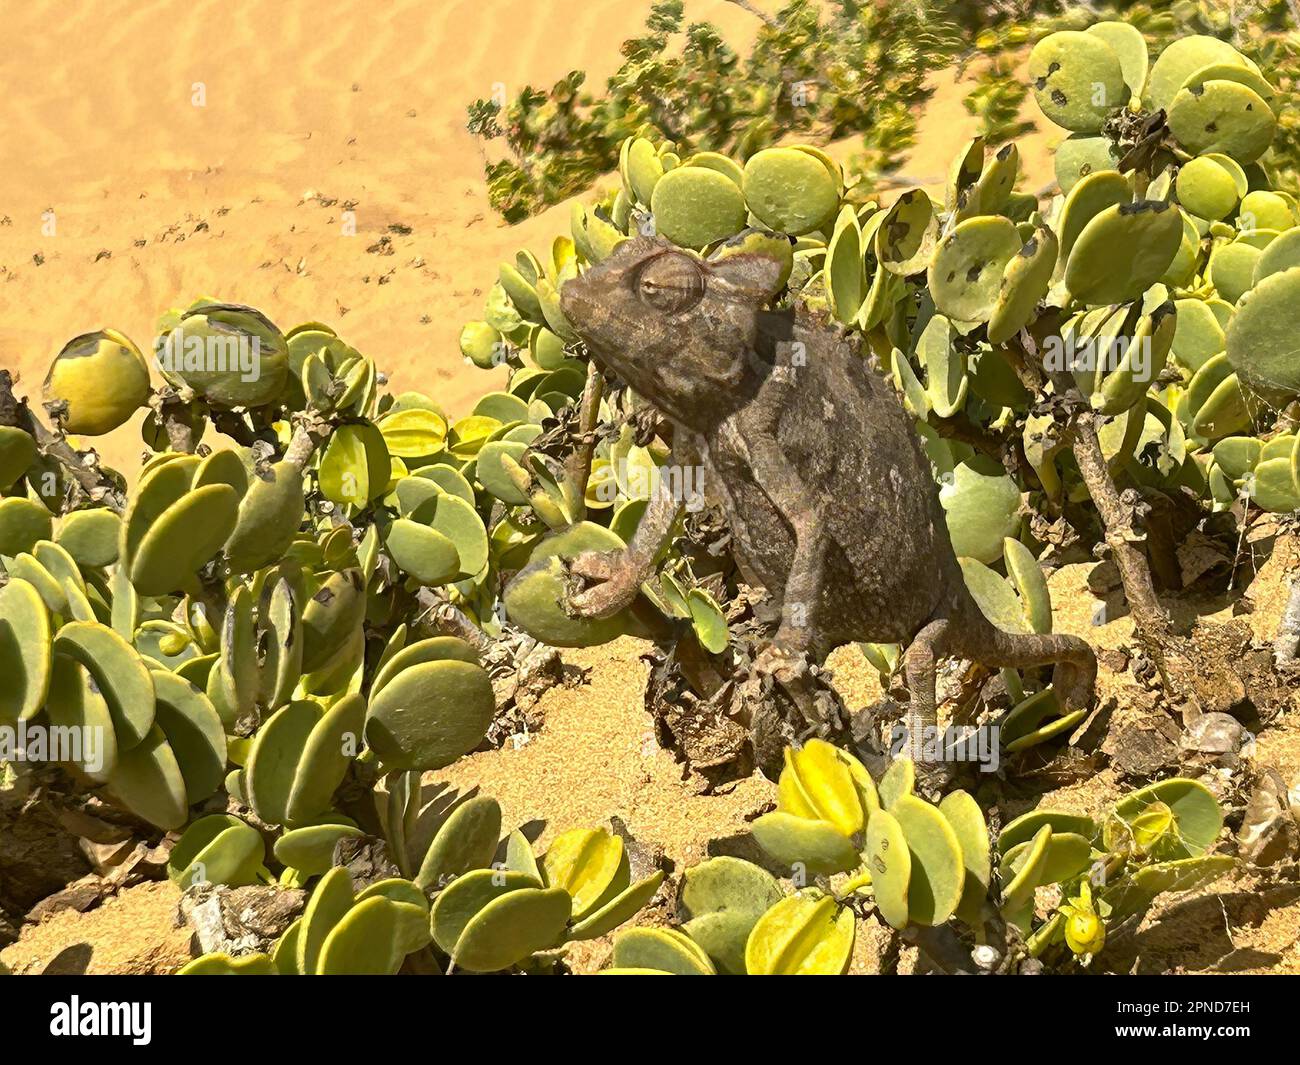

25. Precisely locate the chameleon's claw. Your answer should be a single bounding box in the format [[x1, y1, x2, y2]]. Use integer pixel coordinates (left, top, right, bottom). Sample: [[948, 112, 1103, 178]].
[[569, 549, 619, 583], [567, 549, 641, 619], [751, 643, 822, 725]]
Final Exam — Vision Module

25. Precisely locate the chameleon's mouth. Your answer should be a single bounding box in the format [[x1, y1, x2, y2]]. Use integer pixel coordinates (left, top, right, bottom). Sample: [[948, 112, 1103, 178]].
[[558, 275, 619, 363], [557, 276, 593, 333]]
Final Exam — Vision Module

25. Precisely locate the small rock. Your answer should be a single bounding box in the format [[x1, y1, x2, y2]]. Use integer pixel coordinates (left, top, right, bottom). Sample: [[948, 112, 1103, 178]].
[[79, 837, 139, 874], [178, 883, 306, 957], [972, 944, 1000, 971], [1103, 713, 1181, 778], [26, 875, 110, 922], [1180, 712, 1246, 770]]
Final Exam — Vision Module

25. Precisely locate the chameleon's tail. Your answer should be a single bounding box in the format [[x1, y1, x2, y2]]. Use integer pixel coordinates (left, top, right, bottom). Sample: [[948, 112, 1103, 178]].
[[900, 598, 1097, 764], [955, 612, 1098, 714]]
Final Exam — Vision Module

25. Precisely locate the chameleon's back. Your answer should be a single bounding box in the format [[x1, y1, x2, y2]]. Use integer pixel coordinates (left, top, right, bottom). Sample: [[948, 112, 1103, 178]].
[[715, 309, 967, 654]]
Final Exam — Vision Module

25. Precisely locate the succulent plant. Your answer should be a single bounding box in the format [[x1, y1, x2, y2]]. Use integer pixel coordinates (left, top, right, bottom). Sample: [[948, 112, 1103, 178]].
[[748, 740, 988, 933], [999, 777, 1233, 963], [611, 881, 855, 976], [180, 866, 433, 975], [156, 301, 290, 410], [363, 652, 495, 771], [0, 298, 520, 841], [503, 522, 635, 647], [169, 814, 268, 889], [424, 824, 664, 972], [588, 744, 1237, 975]]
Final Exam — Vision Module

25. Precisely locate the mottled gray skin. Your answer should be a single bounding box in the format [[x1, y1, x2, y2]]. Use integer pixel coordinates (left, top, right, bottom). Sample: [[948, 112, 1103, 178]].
[[560, 235, 1096, 759]]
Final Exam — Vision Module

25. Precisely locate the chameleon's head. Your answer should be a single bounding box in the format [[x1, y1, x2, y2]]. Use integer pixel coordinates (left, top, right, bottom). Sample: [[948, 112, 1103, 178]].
[[560, 235, 788, 427]]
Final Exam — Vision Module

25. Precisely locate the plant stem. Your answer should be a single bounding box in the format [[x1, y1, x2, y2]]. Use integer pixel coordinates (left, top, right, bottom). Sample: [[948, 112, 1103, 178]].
[[725, 0, 779, 28], [563, 360, 606, 521], [148, 389, 199, 454], [414, 590, 494, 656], [931, 410, 1040, 490], [1019, 327, 1184, 692], [1068, 413, 1172, 643], [284, 411, 333, 471], [0, 369, 127, 514]]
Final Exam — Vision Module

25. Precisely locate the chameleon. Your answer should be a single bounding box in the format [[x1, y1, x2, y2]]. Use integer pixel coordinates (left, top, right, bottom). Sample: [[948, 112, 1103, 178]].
[[558, 233, 1096, 768]]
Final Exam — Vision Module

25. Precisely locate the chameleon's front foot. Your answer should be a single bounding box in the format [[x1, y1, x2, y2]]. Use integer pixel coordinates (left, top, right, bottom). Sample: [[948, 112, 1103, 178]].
[[567, 549, 644, 619]]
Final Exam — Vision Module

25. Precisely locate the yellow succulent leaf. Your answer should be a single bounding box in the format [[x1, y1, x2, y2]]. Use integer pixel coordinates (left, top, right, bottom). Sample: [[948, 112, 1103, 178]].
[[449, 415, 502, 459], [378, 408, 449, 459], [744, 893, 855, 975], [776, 748, 819, 818], [542, 827, 625, 920], [750, 812, 861, 876], [1130, 801, 1174, 854], [790, 739, 866, 836]]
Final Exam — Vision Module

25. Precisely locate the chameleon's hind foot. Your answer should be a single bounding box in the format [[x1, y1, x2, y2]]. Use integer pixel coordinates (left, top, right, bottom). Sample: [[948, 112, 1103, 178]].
[[911, 756, 959, 801], [743, 645, 851, 779]]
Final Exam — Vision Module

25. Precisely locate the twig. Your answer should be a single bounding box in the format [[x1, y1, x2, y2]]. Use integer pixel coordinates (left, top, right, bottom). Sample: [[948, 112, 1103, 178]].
[[284, 411, 333, 471], [414, 590, 494, 656], [0, 370, 127, 514], [1019, 328, 1185, 693], [1069, 414, 1172, 641], [563, 360, 606, 521], [724, 0, 778, 28], [147, 386, 199, 454], [930, 411, 1040, 491]]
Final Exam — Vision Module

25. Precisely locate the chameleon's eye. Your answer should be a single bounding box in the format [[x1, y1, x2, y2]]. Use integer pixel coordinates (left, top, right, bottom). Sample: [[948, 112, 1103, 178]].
[[635, 253, 705, 315]]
